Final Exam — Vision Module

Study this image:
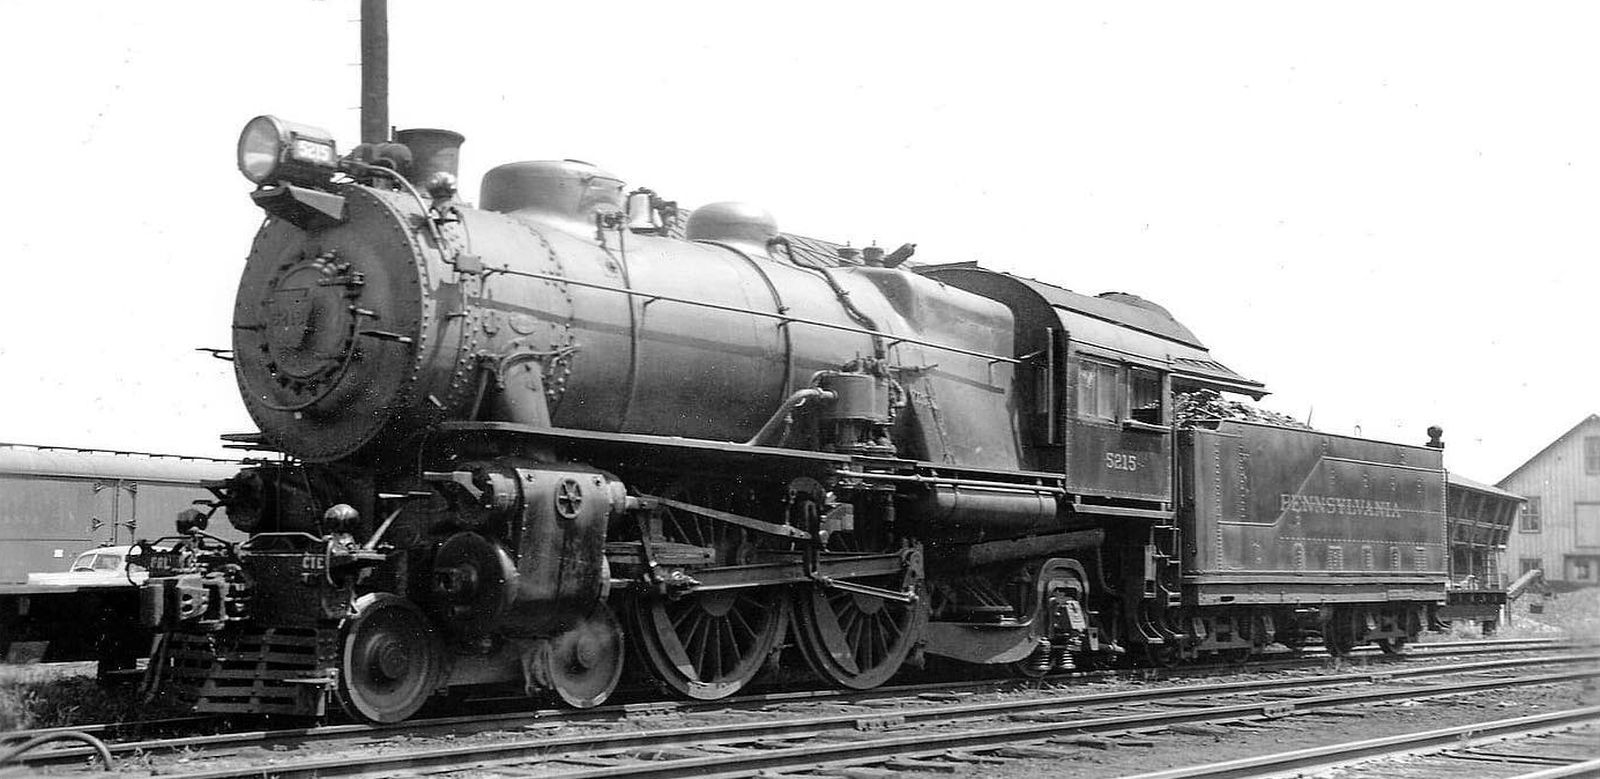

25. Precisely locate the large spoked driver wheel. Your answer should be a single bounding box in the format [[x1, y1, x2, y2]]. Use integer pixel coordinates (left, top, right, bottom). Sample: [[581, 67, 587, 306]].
[[627, 483, 789, 700], [791, 497, 928, 691], [793, 578, 929, 690], [629, 587, 789, 700], [337, 593, 444, 723]]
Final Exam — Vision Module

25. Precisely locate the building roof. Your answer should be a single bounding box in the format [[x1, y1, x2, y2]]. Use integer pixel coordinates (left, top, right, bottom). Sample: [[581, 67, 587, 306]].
[[0, 442, 240, 482], [1497, 413, 1600, 488], [1448, 472, 1526, 502]]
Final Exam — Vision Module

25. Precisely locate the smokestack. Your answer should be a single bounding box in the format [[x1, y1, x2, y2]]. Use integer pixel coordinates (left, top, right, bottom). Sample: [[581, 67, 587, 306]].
[[395, 128, 466, 190], [360, 0, 389, 144]]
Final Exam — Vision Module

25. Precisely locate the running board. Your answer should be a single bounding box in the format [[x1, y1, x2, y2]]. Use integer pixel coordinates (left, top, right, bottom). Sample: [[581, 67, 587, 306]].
[[1070, 503, 1175, 521]]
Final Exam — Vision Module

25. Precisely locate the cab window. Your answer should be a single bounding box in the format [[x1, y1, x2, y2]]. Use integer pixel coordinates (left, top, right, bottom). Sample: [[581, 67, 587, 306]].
[[1130, 368, 1164, 424], [1077, 359, 1120, 421]]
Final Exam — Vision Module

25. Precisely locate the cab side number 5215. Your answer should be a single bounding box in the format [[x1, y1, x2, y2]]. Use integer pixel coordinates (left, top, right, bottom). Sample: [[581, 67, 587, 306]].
[[1105, 452, 1141, 472]]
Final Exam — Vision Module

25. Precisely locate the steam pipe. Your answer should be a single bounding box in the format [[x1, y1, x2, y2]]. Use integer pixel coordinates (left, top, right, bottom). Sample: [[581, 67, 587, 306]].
[[744, 388, 836, 447]]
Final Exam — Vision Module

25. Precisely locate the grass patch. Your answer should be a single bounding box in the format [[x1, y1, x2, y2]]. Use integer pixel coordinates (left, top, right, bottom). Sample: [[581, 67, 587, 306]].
[[0, 665, 188, 731]]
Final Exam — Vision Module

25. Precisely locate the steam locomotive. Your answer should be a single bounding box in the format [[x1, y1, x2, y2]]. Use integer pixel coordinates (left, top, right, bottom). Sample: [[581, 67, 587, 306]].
[[130, 116, 1447, 721]]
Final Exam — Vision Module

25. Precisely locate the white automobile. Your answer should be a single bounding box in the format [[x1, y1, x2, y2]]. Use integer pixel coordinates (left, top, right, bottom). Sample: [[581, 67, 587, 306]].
[[25, 545, 158, 587]]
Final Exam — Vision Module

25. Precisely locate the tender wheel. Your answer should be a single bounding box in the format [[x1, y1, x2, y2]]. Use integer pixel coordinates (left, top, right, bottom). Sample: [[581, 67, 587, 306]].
[[1220, 647, 1252, 666], [1322, 617, 1357, 657], [338, 593, 443, 723], [791, 503, 928, 691], [542, 604, 624, 708], [1010, 642, 1053, 679], [1279, 629, 1308, 657], [1376, 636, 1407, 655], [627, 483, 789, 700], [1144, 643, 1181, 668], [1006, 561, 1089, 679]]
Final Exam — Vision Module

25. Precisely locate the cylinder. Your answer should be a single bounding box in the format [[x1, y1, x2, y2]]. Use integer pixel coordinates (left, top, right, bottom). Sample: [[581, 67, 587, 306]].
[[503, 466, 620, 636]]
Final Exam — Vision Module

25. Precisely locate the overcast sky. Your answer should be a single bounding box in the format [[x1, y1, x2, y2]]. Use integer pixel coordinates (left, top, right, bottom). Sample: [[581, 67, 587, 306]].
[[0, 1, 1593, 483]]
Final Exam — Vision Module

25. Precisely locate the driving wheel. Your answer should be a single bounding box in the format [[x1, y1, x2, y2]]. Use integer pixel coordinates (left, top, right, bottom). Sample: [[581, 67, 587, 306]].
[[791, 497, 928, 690], [627, 482, 788, 700]]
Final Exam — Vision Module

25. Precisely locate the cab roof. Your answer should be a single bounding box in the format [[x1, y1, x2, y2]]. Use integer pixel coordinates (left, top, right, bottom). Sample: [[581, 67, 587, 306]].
[[919, 264, 1267, 398]]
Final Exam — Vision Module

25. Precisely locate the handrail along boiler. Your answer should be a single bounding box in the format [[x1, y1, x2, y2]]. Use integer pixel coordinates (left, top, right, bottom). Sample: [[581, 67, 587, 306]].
[[130, 116, 1448, 721]]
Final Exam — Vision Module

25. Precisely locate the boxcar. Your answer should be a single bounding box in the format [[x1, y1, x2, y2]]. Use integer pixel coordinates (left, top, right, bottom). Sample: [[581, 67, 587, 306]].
[[1439, 473, 1522, 634], [0, 444, 240, 667]]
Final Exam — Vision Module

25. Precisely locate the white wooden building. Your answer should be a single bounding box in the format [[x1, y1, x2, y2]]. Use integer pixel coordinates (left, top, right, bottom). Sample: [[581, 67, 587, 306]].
[[1498, 414, 1600, 586]]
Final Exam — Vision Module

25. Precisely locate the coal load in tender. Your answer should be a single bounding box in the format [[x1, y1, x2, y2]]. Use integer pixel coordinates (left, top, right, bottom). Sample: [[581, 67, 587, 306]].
[[1174, 389, 1314, 430]]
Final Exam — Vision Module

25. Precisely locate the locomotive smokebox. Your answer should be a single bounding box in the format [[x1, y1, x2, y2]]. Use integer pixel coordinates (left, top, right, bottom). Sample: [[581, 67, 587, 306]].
[[395, 128, 465, 191]]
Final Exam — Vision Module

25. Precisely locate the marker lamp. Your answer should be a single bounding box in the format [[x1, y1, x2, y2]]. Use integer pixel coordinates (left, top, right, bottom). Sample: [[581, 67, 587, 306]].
[[237, 115, 340, 186]]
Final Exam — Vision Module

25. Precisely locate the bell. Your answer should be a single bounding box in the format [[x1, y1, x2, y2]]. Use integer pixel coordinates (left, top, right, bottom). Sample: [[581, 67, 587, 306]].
[[626, 191, 659, 232]]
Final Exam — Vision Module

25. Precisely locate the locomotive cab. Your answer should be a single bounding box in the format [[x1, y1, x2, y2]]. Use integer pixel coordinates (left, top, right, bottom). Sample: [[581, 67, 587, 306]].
[[917, 265, 1265, 509]]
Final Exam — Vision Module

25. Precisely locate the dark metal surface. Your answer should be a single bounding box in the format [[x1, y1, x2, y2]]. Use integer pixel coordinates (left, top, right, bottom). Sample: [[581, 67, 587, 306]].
[[235, 170, 1019, 468], [1180, 420, 1447, 605]]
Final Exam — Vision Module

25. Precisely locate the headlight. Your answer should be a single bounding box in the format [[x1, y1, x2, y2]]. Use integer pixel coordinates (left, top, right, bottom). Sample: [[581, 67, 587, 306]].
[[237, 115, 340, 186]]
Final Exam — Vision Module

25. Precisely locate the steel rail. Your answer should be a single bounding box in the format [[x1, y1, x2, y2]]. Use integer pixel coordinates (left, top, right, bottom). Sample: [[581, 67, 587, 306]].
[[1302, 636, 1589, 659], [142, 662, 1600, 778], [1120, 706, 1600, 779], [5, 672, 1041, 766], [14, 643, 1593, 767], [1507, 757, 1600, 779], [0, 715, 215, 748]]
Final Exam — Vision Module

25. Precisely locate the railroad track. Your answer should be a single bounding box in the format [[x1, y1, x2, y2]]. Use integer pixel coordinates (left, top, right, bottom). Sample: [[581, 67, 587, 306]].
[[1125, 709, 1600, 778], [3, 637, 1588, 771], [5, 635, 1580, 761], [12, 646, 1597, 777], [132, 662, 1600, 778]]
